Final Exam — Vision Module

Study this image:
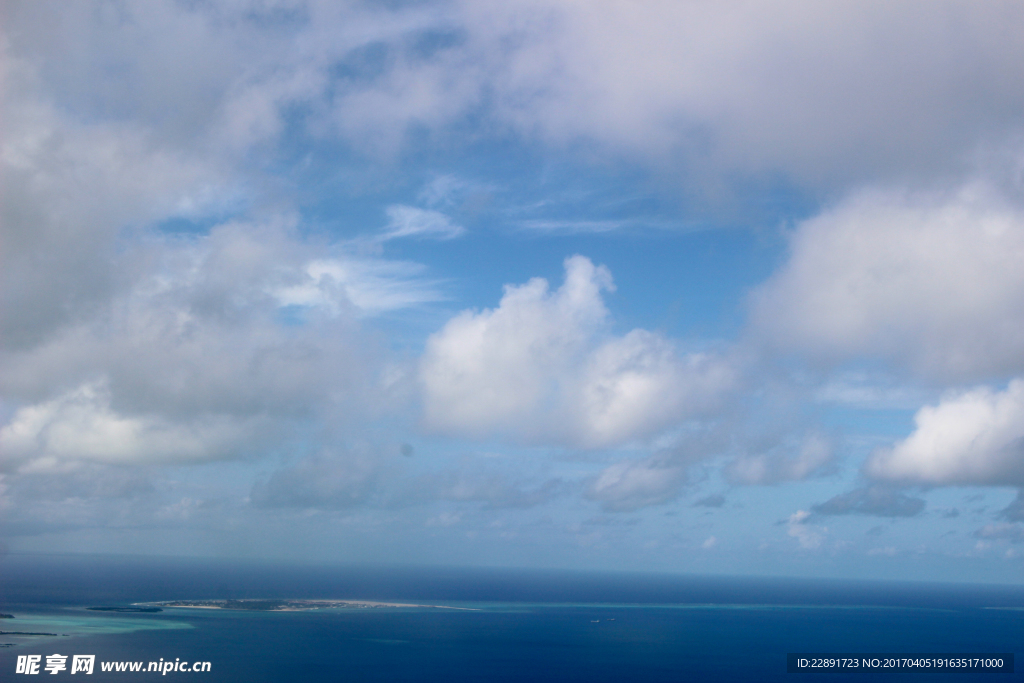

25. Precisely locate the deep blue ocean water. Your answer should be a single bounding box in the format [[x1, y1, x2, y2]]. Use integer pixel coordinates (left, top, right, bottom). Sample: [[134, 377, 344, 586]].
[[2, 554, 1023, 682]]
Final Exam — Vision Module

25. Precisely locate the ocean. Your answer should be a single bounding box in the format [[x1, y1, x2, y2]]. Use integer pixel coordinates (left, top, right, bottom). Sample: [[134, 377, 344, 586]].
[[2, 554, 1022, 682]]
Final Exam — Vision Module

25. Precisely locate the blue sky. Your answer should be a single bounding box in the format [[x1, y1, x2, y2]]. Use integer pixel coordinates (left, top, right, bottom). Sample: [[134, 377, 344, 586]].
[[4, 0, 1024, 583]]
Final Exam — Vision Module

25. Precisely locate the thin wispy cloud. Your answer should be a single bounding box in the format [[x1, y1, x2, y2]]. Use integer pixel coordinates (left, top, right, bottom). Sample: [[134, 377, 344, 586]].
[[380, 205, 465, 241]]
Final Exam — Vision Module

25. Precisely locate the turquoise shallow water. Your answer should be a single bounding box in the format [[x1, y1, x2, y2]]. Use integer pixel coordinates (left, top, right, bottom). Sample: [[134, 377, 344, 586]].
[[2, 555, 1023, 682], [1, 610, 192, 639]]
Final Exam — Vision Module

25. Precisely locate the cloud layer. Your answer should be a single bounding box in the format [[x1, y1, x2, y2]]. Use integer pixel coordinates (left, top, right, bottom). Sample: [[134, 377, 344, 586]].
[[12, 1, 1024, 192], [5, 0, 1024, 574]]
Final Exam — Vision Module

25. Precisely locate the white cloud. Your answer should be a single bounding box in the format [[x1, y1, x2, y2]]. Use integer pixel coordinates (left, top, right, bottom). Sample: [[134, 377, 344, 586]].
[[0, 381, 257, 473], [418, 256, 735, 448], [0, 48, 233, 351], [269, 257, 445, 316], [751, 183, 1024, 380], [16, 0, 1023, 194], [726, 433, 833, 485], [419, 255, 612, 442], [578, 331, 735, 447], [0, 8, 461, 499], [814, 372, 929, 411], [7, 0, 1024, 555], [0, 216, 423, 475], [457, 0, 1024, 186], [866, 379, 1024, 486], [585, 455, 689, 512], [381, 205, 464, 241], [787, 509, 826, 549]]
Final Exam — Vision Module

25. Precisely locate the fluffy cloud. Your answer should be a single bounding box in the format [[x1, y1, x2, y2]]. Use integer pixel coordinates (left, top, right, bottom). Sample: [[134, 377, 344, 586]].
[[419, 256, 735, 448], [865, 380, 1024, 486], [452, 1, 1024, 189], [0, 53, 231, 352], [0, 214, 442, 472], [750, 184, 1024, 380], [0, 381, 262, 473]]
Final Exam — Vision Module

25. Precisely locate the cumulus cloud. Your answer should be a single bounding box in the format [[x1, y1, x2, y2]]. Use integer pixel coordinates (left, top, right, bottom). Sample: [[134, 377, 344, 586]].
[[2, 17, 429, 481], [811, 486, 926, 518], [0, 381, 262, 473], [0, 52, 231, 352], [455, 1, 1024, 190], [0, 213, 441, 473], [419, 255, 735, 448], [865, 380, 1024, 486], [751, 184, 1024, 380]]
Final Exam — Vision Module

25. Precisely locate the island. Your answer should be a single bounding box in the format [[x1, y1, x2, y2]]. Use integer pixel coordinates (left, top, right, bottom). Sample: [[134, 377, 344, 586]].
[[87, 606, 163, 613], [142, 599, 475, 611], [0, 614, 13, 619]]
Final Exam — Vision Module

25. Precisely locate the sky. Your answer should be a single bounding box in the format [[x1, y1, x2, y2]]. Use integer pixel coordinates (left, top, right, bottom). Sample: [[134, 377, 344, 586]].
[[3, 0, 1024, 583]]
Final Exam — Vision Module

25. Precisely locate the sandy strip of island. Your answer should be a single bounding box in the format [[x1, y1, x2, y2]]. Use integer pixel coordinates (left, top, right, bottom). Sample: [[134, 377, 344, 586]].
[[140, 600, 478, 611]]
